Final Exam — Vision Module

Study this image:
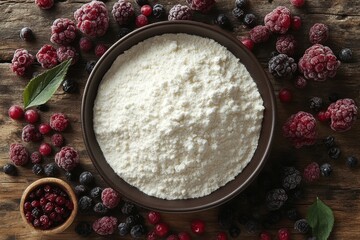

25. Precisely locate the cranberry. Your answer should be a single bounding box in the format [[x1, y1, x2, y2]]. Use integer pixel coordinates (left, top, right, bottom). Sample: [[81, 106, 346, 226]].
[[191, 219, 205, 235], [291, 16, 302, 31], [260, 231, 272, 240], [44, 202, 55, 213], [24, 109, 39, 123], [38, 123, 51, 134], [35, 188, 43, 197], [317, 111, 329, 122], [24, 202, 32, 211], [55, 196, 66, 205], [167, 234, 179, 240], [44, 184, 52, 192], [25, 211, 34, 222], [33, 218, 41, 227], [155, 222, 169, 237], [31, 200, 40, 208], [147, 230, 158, 240], [240, 37, 254, 51], [39, 143, 52, 156], [94, 44, 108, 58], [135, 14, 148, 28], [178, 232, 191, 240], [65, 200, 74, 210], [278, 88, 292, 103], [49, 212, 57, 220], [40, 197, 47, 206], [141, 5, 152, 17], [216, 231, 228, 240], [290, 0, 305, 8], [40, 214, 50, 225], [277, 228, 290, 240], [148, 211, 161, 224], [55, 206, 65, 215], [46, 193, 57, 202], [8, 105, 24, 120]]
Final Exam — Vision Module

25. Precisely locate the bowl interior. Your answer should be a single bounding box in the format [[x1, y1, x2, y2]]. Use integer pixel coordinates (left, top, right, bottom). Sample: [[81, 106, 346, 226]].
[[82, 21, 275, 212]]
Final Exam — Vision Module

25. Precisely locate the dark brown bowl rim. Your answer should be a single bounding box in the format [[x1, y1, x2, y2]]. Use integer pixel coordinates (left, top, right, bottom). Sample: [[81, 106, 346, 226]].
[[81, 21, 276, 213]]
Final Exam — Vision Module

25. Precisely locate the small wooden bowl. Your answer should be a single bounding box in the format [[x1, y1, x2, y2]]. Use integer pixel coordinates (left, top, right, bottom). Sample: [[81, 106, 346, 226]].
[[20, 178, 78, 235]]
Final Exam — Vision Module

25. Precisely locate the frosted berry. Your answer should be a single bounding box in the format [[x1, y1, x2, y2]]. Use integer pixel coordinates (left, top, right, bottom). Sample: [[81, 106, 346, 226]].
[[9, 143, 29, 166], [186, 0, 215, 13], [24, 109, 39, 123], [118, 27, 131, 39], [290, 0, 305, 8], [135, 14, 149, 28], [93, 202, 108, 215], [320, 163, 332, 176], [75, 185, 87, 197], [214, 14, 232, 30], [260, 231, 272, 240], [294, 76, 307, 89], [309, 23, 329, 44], [39, 143, 52, 156], [74, 1, 109, 37], [147, 211, 161, 225], [20, 27, 34, 41], [191, 219, 205, 235], [309, 97, 323, 112], [168, 4, 192, 21], [243, 13, 257, 28], [62, 79, 78, 93], [141, 5, 152, 16], [282, 167, 302, 190], [44, 163, 58, 177], [90, 187, 103, 200], [346, 156, 358, 168], [35, 0, 54, 9], [294, 219, 310, 233], [118, 222, 130, 236], [22, 124, 42, 142], [153, 4, 166, 19], [31, 151, 42, 164], [216, 232, 228, 240], [325, 98, 357, 132], [79, 37, 93, 52], [57, 46, 79, 65], [79, 171, 94, 186], [155, 222, 169, 237], [50, 113, 69, 132], [3, 163, 17, 176], [131, 225, 146, 238], [278, 88, 292, 103], [298, 44, 340, 81], [277, 228, 290, 240], [39, 123, 51, 135], [268, 54, 297, 78], [11, 49, 34, 76], [32, 164, 44, 175], [36, 44, 58, 69], [79, 196, 93, 213], [8, 105, 24, 120], [235, 0, 248, 9], [92, 216, 118, 235], [249, 25, 271, 44], [232, 8, 245, 19], [95, 44, 108, 58], [239, 37, 254, 51], [303, 162, 320, 183], [101, 188, 120, 209], [264, 6, 291, 34], [51, 133, 64, 147], [266, 188, 288, 211], [178, 232, 191, 240], [112, 0, 135, 26], [338, 48, 352, 62], [291, 16, 302, 30], [276, 35, 297, 56], [50, 18, 76, 45], [55, 146, 79, 171]]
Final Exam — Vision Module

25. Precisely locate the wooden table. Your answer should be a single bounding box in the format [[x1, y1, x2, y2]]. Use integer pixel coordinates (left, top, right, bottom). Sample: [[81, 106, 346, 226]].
[[0, 0, 359, 239]]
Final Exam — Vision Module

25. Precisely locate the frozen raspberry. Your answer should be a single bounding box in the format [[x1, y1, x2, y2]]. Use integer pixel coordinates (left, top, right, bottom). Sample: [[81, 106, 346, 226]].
[[79, 37, 93, 52], [36, 45, 58, 69], [9, 143, 29, 166], [141, 5, 152, 17], [56, 46, 79, 65], [35, 0, 54, 9], [112, 0, 135, 26], [264, 6, 291, 34], [278, 228, 290, 240], [282, 111, 317, 148], [51, 133, 64, 147], [294, 76, 307, 89], [50, 113, 69, 132], [95, 44, 108, 58], [135, 14, 149, 28], [55, 146, 79, 171], [101, 188, 120, 209], [8, 105, 24, 120], [74, 1, 109, 37], [11, 49, 34, 77], [191, 219, 205, 235], [325, 98, 358, 132], [38, 123, 51, 135], [276, 35, 297, 56], [249, 25, 271, 44], [291, 16, 302, 30], [298, 44, 340, 81], [309, 23, 329, 44], [92, 216, 118, 235], [168, 4, 192, 21], [186, 0, 215, 13], [39, 143, 52, 156], [303, 162, 320, 183], [239, 37, 254, 51], [22, 124, 42, 142], [290, 0, 305, 8], [268, 54, 297, 78], [31, 151, 42, 164], [50, 18, 77, 46], [155, 222, 169, 237]]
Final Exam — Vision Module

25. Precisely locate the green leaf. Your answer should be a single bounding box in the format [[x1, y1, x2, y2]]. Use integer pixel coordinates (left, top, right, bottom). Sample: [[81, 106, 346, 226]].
[[306, 197, 334, 240], [23, 59, 72, 109]]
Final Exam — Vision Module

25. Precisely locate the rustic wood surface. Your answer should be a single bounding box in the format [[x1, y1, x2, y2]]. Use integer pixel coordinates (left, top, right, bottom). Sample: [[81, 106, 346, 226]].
[[0, 0, 359, 239]]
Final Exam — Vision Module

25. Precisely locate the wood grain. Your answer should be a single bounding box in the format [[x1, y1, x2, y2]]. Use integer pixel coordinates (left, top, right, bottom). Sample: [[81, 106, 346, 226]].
[[0, 0, 359, 239]]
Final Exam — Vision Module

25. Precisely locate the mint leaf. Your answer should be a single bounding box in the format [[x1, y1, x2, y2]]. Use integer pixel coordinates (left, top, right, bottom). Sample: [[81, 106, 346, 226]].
[[23, 59, 72, 109], [306, 197, 334, 240]]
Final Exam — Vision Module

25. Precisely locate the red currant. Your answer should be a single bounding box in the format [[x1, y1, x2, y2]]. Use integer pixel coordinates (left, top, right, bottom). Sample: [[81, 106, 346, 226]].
[[178, 232, 191, 240], [39, 143, 52, 156], [239, 37, 254, 51], [135, 14, 148, 28], [290, 0, 305, 8], [141, 5, 152, 17], [24, 109, 39, 123], [155, 222, 169, 237], [278, 88, 292, 103], [148, 211, 161, 225], [291, 16, 302, 31], [8, 105, 24, 120], [191, 219, 205, 235], [39, 123, 51, 134], [277, 228, 290, 240], [260, 231, 272, 240], [216, 231, 228, 240]]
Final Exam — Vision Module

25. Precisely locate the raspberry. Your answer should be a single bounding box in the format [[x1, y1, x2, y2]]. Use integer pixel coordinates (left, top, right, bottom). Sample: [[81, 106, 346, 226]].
[[294, 76, 307, 89], [291, 16, 302, 30], [56, 46, 79, 65], [268, 54, 297, 78], [35, 0, 54, 9], [249, 25, 271, 44], [260, 231, 271, 240], [277, 228, 290, 240], [51, 133, 64, 147], [282, 111, 317, 148], [50, 18, 76, 46], [147, 211, 161, 225], [278, 88, 292, 103], [168, 4, 192, 21], [112, 0, 135, 26], [135, 14, 149, 28], [338, 48, 353, 62], [95, 44, 108, 58], [39, 143, 52, 156], [276, 35, 297, 56], [290, 0, 305, 8], [153, 4, 166, 19], [11, 48, 35, 77], [294, 219, 310, 233], [92, 216, 118, 235], [54, 146, 79, 171], [101, 188, 120, 209], [299, 44, 340, 82], [216, 232, 228, 240], [178, 232, 191, 240], [186, 0, 215, 13], [74, 1, 109, 37], [264, 6, 291, 34], [239, 37, 254, 51], [79, 37, 93, 52], [22, 124, 42, 142], [31, 151, 42, 164], [24, 109, 39, 123], [36, 44, 58, 69], [155, 222, 169, 237], [20, 27, 34, 41], [191, 219, 205, 235], [282, 167, 302, 190], [141, 5, 152, 16], [39, 123, 51, 134], [309, 23, 329, 44], [325, 98, 358, 132], [303, 162, 320, 183], [50, 113, 69, 132], [8, 105, 24, 120], [266, 188, 288, 211], [9, 143, 29, 166]]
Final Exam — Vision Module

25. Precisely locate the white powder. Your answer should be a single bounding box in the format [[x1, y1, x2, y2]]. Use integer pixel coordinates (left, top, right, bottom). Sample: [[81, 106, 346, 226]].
[[93, 33, 264, 200]]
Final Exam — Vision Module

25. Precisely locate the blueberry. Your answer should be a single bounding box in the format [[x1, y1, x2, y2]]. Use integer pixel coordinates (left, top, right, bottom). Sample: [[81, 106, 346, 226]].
[[20, 27, 33, 41], [85, 61, 97, 74], [135, 0, 148, 6], [62, 79, 78, 93], [235, 0, 248, 9], [244, 219, 260, 233], [294, 219, 310, 233], [153, 4, 166, 19], [121, 202, 137, 215], [75, 222, 92, 237], [125, 214, 143, 228], [323, 136, 335, 148], [243, 13, 257, 28], [130, 224, 146, 238], [32, 164, 43, 175], [338, 48, 352, 62], [328, 147, 341, 159], [65, 171, 75, 181], [79, 171, 94, 186], [74, 185, 87, 196], [320, 163, 332, 177], [36, 104, 49, 112], [286, 208, 299, 221], [3, 164, 17, 176], [214, 14, 232, 30], [90, 187, 103, 200], [232, 7, 245, 19], [93, 202, 108, 214], [118, 222, 130, 236], [44, 163, 58, 177], [78, 196, 93, 213], [309, 97, 323, 112], [346, 156, 358, 168]]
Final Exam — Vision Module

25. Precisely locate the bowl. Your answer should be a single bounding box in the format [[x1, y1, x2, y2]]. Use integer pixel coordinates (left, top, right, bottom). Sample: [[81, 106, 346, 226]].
[[20, 178, 78, 234], [81, 21, 276, 212]]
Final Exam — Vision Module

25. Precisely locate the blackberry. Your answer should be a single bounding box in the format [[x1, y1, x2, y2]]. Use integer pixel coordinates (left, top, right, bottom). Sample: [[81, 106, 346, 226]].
[[78, 196, 93, 213], [338, 48, 352, 62], [153, 4, 166, 19], [85, 61, 97, 74], [74, 185, 87, 196], [44, 163, 58, 177], [37, 104, 49, 112], [20, 27, 34, 41], [135, 0, 148, 6], [285, 208, 299, 221], [62, 79, 78, 93], [266, 188, 288, 211], [232, 8, 245, 19], [90, 187, 103, 200], [122, 202, 137, 215], [118, 28, 131, 39], [282, 167, 302, 190], [346, 156, 358, 168], [328, 93, 340, 103], [93, 202, 108, 214], [229, 225, 241, 238], [214, 14, 232, 30], [294, 219, 310, 233], [243, 13, 257, 28], [3, 164, 17, 176], [328, 147, 341, 159], [79, 171, 94, 186], [75, 222, 92, 237], [309, 97, 323, 112], [323, 136, 335, 148], [218, 207, 235, 229], [320, 163, 332, 176], [269, 54, 297, 78], [235, 0, 247, 9], [32, 164, 43, 175], [118, 222, 130, 236], [244, 219, 260, 233], [130, 224, 146, 238]]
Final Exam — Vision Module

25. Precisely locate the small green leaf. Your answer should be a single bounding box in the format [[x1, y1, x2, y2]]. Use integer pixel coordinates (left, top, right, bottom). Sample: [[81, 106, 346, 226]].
[[306, 197, 334, 240], [23, 59, 72, 109]]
